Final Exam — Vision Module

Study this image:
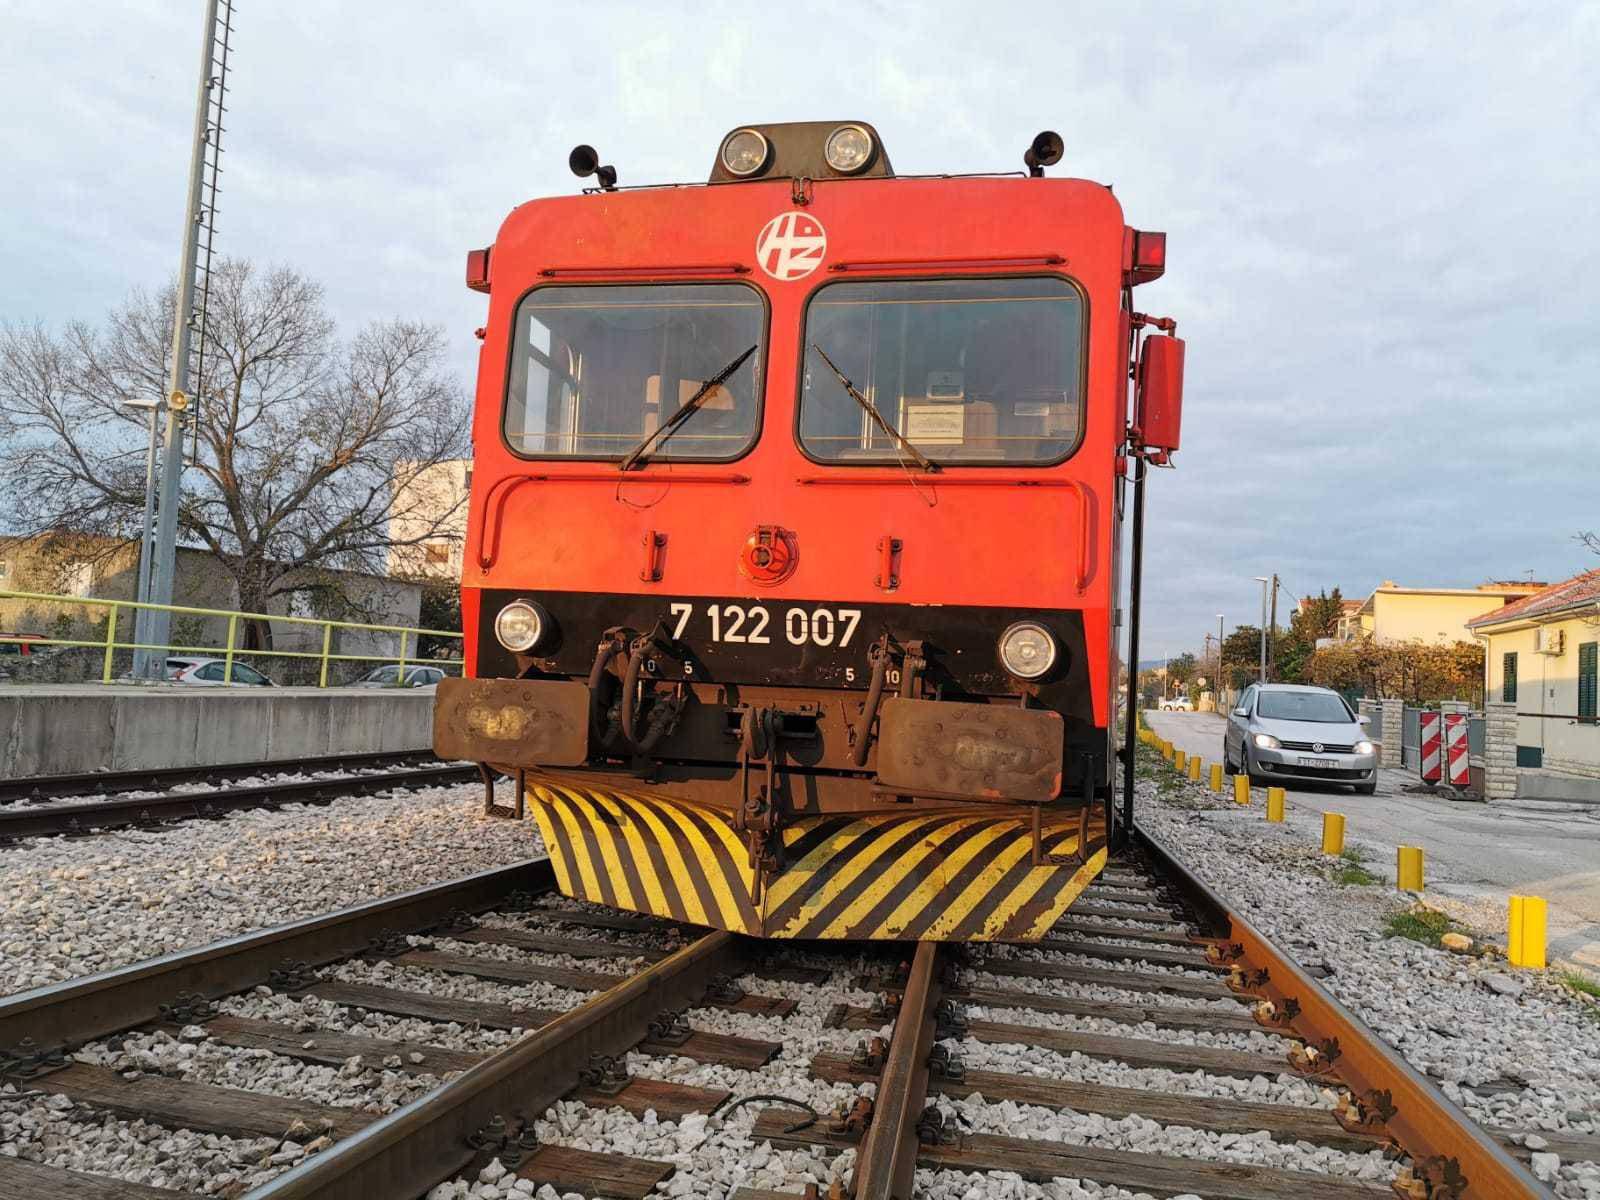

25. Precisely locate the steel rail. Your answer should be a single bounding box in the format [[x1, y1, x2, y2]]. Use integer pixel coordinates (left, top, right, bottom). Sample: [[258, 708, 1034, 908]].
[[0, 763, 479, 840], [246, 929, 743, 1200], [0, 749, 447, 804], [0, 859, 553, 1051], [1134, 827, 1545, 1200], [850, 940, 945, 1200]]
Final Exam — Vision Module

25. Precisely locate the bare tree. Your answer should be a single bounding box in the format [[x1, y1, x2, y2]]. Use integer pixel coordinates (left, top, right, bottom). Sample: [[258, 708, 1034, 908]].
[[0, 258, 470, 647]]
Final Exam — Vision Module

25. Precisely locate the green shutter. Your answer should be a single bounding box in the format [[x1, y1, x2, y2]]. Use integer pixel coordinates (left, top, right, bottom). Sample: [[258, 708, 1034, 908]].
[[1580, 642, 1598, 721], [1503, 651, 1518, 705]]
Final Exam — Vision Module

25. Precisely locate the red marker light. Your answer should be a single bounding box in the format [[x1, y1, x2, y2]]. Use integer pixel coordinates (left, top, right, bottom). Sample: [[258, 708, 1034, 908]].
[[466, 247, 491, 293]]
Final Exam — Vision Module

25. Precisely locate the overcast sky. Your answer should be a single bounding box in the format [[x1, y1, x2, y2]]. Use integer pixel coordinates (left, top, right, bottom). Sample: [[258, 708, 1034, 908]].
[[3, 2, 1597, 653]]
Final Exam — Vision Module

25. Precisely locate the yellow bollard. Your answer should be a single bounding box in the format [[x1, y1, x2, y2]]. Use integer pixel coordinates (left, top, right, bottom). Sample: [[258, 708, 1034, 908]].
[[1209, 763, 1223, 792], [1174, 750, 1187, 773], [1507, 895, 1547, 969], [1397, 846, 1424, 891], [1266, 787, 1285, 821], [1188, 756, 1202, 782], [1162, 740, 1174, 761], [1321, 811, 1346, 855], [1232, 774, 1250, 805]]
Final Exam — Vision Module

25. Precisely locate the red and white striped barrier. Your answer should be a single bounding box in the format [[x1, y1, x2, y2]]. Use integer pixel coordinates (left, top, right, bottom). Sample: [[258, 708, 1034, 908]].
[[1444, 712, 1470, 787], [1419, 711, 1442, 782]]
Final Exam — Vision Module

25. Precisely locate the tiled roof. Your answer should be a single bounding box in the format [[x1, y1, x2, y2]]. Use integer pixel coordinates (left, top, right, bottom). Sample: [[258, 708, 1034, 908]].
[[1466, 569, 1600, 628]]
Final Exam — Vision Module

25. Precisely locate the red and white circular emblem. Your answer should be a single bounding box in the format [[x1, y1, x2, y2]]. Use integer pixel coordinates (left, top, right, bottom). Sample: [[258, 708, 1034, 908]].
[[756, 211, 827, 281]]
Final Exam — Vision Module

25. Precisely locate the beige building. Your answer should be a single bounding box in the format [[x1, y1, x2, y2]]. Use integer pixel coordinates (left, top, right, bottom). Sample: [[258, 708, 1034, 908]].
[[1346, 580, 1544, 645], [1468, 570, 1600, 780], [388, 460, 471, 582]]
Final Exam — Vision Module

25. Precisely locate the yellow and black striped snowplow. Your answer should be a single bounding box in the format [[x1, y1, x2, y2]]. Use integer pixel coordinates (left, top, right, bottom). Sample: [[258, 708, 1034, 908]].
[[524, 778, 1106, 941]]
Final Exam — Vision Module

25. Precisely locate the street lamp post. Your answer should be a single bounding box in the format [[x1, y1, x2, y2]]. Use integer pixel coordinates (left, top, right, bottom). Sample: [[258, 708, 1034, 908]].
[[1215, 612, 1224, 701], [125, 397, 162, 680], [1253, 577, 1270, 683]]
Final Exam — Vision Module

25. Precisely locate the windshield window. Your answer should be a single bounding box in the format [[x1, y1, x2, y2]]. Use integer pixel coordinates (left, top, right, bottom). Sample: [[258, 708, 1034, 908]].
[[1257, 691, 1354, 723], [505, 284, 764, 461], [798, 277, 1084, 465]]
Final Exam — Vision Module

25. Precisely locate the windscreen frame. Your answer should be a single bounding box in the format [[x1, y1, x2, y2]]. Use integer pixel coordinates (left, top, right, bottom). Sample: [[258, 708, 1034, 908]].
[[500, 279, 771, 464], [793, 272, 1091, 469]]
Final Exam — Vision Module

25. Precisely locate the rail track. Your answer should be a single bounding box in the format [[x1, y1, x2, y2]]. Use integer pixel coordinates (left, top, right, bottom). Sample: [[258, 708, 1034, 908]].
[[0, 754, 479, 841], [1, 837, 1585, 1198]]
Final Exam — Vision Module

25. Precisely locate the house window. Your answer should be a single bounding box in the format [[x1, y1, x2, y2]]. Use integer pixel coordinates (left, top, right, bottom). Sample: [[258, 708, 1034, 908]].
[[425, 542, 450, 564], [1580, 641, 1598, 722], [64, 560, 93, 597], [1502, 652, 1518, 705]]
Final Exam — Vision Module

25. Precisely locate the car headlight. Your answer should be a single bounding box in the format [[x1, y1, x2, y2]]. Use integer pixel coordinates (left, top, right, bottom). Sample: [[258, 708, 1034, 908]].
[[719, 128, 769, 177], [998, 621, 1057, 680], [494, 600, 547, 653], [824, 124, 874, 174], [1252, 733, 1281, 750], [1354, 739, 1376, 755]]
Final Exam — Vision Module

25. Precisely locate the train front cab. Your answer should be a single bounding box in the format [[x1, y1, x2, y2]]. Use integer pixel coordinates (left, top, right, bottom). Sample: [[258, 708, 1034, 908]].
[[436, 123, 1184, 942]]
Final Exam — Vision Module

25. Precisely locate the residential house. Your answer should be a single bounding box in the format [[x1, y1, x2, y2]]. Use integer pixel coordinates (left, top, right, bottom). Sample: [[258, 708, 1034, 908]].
[[1346, 580, 1545, 645], [388, 460, 471, 582], [1467, 569, 1600, 780]]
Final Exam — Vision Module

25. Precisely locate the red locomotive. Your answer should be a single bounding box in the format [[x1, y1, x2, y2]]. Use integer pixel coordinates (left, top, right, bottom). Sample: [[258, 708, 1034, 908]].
[[436, 121, 1184, 940]]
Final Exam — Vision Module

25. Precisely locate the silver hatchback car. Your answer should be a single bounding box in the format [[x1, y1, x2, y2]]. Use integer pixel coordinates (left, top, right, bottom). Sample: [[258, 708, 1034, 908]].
[[1223, 683, 1378, 794]]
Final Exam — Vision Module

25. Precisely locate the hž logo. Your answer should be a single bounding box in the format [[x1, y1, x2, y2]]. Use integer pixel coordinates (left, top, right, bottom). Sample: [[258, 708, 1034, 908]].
[[756, 212, 827, 281]]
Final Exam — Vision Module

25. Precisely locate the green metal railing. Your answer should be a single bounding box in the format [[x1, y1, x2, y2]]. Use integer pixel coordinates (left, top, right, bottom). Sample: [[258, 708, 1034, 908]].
[[0, 590, 463, 687]]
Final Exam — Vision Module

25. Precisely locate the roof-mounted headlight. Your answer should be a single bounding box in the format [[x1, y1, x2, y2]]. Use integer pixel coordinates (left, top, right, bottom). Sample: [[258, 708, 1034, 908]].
[[824, 124, 874, 174], [720, 128, 770, 177]]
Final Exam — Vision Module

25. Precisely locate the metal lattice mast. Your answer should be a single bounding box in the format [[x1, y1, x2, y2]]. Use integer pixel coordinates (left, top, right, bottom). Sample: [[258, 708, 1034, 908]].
[[136, 0, 235, 677]]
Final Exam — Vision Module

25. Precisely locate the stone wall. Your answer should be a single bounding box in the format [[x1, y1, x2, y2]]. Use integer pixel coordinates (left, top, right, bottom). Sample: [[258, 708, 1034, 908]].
[[1380, 698, 1403, 767], [1482, 700, 1518, 800]]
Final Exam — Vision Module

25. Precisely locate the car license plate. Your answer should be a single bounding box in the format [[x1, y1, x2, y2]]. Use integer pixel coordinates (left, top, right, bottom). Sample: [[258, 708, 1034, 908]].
[[1299, 757, 1337, 769]]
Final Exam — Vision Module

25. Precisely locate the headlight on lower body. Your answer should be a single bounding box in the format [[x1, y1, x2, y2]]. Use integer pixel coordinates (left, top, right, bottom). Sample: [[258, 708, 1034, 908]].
[[998, 621, 1058, 680], [494, 600, 548, 653], [1355, 739, 1376, 755], [1252, 732, 1281, 750]]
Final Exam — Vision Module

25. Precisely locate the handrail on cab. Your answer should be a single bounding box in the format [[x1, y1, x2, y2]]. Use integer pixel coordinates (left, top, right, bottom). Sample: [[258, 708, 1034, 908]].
[[476, 472, 752, 570]]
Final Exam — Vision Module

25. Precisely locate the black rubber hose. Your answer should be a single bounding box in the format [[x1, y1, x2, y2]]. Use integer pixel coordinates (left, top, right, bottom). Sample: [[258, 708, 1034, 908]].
[[851, 651, 890, 767], [587, 641, 619, 742], [620, 643, 647, 746]]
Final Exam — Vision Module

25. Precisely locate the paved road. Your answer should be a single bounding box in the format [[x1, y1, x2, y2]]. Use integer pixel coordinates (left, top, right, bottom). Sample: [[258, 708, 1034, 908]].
[[1144, 709, 1600, 968]]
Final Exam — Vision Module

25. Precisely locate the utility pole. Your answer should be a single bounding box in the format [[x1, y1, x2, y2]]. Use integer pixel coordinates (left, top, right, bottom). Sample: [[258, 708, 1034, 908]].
[[139, 0, 234, 677], [1253, 576, 1269, 683], [1268, 573, 1279, 678]]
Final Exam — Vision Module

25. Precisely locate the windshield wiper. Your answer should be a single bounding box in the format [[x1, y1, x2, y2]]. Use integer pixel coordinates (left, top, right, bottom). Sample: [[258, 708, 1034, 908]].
[[619, 344, 758, 471], [810, 344, 938, 473]]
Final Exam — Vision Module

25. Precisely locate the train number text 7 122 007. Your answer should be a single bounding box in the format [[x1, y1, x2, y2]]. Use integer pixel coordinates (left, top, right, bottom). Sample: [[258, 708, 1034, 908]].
[[668, 602, 861, 649]]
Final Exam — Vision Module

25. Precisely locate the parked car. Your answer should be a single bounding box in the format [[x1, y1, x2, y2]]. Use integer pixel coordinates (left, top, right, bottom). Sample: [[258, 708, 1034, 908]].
[[1159, 695, 1193, 711], [153, 656, 276, 686], [1223, 683, 1376, 794], [348, 664, 446, 689], [0, 631, 48, 681]]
